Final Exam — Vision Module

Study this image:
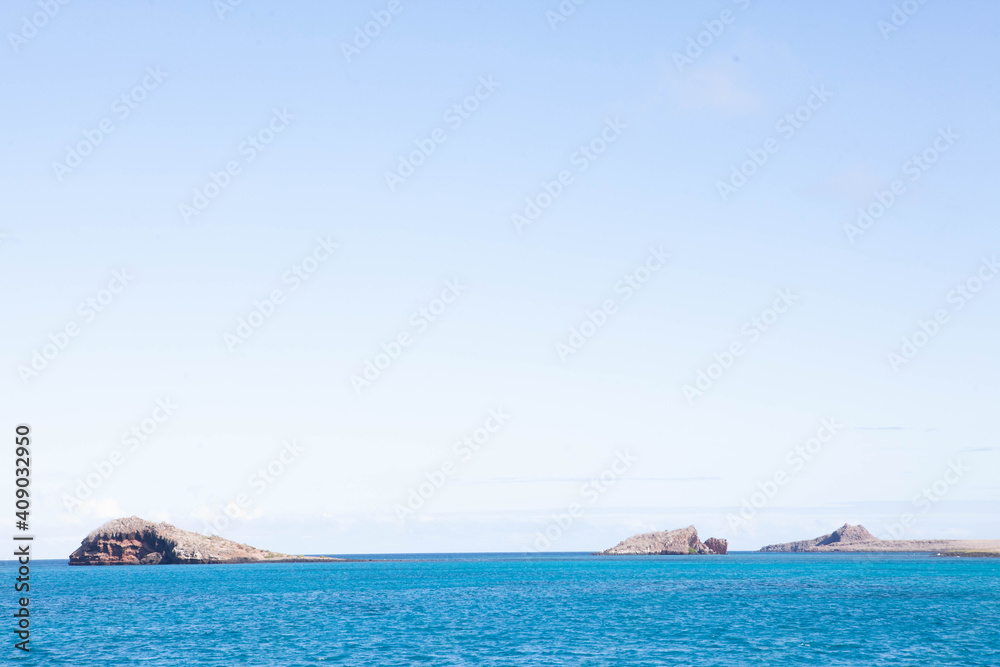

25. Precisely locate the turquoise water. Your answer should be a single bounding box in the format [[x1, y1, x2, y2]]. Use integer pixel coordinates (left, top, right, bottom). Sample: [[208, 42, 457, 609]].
[[11, 553, 999, 665]]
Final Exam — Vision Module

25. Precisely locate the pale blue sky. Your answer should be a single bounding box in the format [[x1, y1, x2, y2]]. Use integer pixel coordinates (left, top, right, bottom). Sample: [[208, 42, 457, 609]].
[[2, 0, 998, 557]]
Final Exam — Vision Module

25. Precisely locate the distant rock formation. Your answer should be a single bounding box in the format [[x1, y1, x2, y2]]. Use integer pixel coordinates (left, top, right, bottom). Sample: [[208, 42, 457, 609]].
[[596, 525, 728, 555], [759, 523, 881, 552], [759, 523, 1000, 553], [69, 516, 342, 565], [704, 537, 728, 555]]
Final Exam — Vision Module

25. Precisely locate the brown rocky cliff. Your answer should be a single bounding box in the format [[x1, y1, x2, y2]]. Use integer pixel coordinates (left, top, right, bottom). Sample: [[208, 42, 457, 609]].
[[69, 516, 340, 565], [704, 537, 728, 555], [596, 525, 728, 555]]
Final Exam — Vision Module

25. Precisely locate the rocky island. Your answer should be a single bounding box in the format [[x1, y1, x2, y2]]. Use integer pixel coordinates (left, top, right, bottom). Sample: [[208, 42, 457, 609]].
[[596, 525, 728, 555], [69, 516, 344, 565], [759, 523, 1000, 555]]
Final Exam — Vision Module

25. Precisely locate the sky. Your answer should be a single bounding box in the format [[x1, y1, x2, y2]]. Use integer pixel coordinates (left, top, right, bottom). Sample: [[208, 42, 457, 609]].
[[2, 0, 999, 559]]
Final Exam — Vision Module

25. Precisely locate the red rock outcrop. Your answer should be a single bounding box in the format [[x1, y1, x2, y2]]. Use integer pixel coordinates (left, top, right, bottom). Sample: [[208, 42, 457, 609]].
[[704, 537, 728, 555]]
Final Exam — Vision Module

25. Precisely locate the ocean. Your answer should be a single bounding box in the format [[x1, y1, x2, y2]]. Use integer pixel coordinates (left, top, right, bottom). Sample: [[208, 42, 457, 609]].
[[14, 553, 999, 665]]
